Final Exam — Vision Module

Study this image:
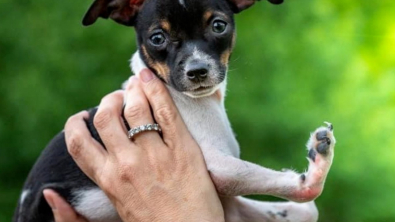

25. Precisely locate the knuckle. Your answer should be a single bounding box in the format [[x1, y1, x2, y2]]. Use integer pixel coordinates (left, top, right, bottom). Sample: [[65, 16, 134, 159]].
[[155, 105, 177, 126], [67, 131, 85, 158], [94, 108, 113, 130], [124, 104, 145, 121], [118, 162, 137, 182]]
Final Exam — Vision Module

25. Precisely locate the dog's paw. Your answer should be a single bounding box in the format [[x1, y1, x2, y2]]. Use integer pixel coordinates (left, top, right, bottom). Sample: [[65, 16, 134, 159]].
[[290, 123, 336, 201], [298, 122, 336, 191], [306, 122, 336, 163]]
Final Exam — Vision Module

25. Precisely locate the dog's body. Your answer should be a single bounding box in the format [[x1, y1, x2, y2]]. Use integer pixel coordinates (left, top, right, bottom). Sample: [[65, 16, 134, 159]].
[[14, 0, 336, 222]]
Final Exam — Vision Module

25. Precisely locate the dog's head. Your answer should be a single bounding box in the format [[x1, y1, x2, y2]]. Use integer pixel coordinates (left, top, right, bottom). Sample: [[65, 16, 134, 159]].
[[83, 0, 283, 98]]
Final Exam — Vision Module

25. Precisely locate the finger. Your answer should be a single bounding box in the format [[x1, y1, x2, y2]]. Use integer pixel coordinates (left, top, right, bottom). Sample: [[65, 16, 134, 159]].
[[138, 69, 190, 148], [65, 111, 106, 182], [43, 189, 88, 222], [124, 76, 164, 148], [94, 90, 133, 153]]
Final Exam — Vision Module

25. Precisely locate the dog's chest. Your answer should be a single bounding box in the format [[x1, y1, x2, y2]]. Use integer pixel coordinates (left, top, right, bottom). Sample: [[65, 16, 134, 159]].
[[168, 87, 240, 158]]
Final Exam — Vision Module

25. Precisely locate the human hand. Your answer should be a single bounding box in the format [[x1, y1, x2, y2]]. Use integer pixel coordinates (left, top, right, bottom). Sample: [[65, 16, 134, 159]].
[[61, 69, 224, 222]]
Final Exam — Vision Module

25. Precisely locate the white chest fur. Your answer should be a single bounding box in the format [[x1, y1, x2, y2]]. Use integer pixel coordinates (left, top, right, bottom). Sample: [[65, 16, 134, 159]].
[[167, 87, 240, 157]]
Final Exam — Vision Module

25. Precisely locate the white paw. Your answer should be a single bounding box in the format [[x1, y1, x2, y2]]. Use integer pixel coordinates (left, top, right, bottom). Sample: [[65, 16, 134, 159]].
[[300, 122, 336, 186], [306, 122, 335, 163], [280, 123, 336, 202]]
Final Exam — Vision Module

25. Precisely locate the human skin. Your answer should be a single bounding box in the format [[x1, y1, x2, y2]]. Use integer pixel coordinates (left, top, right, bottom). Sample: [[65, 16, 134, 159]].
[[43, 69, 225, 222]]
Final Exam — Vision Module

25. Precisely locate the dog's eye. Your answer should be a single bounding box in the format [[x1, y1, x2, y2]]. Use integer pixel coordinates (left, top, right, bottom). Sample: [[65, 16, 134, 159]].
[[150, 33, 166, 46], [212, 20, 227, 33]]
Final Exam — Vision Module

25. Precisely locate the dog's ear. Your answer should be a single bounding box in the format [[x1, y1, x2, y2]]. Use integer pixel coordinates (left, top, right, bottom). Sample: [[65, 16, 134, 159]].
[[82, 0, 144, 26], [227, 0, 283, 13]]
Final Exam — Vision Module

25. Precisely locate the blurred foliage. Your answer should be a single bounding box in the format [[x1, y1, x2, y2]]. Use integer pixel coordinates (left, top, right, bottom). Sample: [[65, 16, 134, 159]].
[[1, 0, 394, 221]]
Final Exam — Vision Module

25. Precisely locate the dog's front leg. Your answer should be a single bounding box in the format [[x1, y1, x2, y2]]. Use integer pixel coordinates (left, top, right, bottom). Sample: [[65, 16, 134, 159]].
[[206, 123, 335, 202]]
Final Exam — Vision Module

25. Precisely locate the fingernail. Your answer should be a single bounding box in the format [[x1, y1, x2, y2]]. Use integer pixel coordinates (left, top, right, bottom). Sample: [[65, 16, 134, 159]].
[[43, 190, 56, 210], [140, 69, 154, 83]]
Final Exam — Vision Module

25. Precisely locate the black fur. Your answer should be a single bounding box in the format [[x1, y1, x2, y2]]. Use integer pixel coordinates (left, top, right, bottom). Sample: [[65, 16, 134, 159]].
[[13, 109, 99, 222]]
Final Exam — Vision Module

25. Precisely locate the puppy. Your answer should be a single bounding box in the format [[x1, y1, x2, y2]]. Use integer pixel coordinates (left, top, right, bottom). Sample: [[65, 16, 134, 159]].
[[14, 0, 336, 221]]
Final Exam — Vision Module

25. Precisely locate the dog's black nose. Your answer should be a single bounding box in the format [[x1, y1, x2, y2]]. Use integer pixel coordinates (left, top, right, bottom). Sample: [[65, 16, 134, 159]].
[[186, 62, 209, 82]]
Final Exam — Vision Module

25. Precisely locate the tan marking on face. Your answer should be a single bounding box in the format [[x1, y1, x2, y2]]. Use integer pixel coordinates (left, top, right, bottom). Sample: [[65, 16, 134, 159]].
[[220, 31, 236, 66], [203, 11, 213, 24], [160, 20, 171, 33], [141, 45, 170, 81], [141, 45, 153, 64], [221, 49, 231, 66], [150, 62, 170, 80]]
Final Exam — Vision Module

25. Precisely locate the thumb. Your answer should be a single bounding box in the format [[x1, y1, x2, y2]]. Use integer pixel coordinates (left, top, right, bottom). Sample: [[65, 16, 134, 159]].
[[43, 189, 88, 222]]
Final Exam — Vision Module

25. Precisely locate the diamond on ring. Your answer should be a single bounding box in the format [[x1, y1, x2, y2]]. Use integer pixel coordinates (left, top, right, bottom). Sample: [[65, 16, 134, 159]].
[[128, 123, 162, 139]]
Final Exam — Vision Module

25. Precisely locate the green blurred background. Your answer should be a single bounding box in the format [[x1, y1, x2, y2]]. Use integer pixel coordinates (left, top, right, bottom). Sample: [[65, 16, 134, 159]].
[[1, 0, 394, 221]]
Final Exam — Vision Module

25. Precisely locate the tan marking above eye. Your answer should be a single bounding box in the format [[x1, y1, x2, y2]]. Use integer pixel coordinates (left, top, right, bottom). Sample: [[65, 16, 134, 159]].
[[141, 45, 170, 82], [203, 11, 232, 30], [147, 20, 171, 33], [160, 20, 171, 33], [203, 11, 213, 24]]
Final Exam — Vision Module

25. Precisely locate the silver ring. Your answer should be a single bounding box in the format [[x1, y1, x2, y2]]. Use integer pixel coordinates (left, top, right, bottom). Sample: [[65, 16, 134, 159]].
[[128, 124, 162, 139]]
